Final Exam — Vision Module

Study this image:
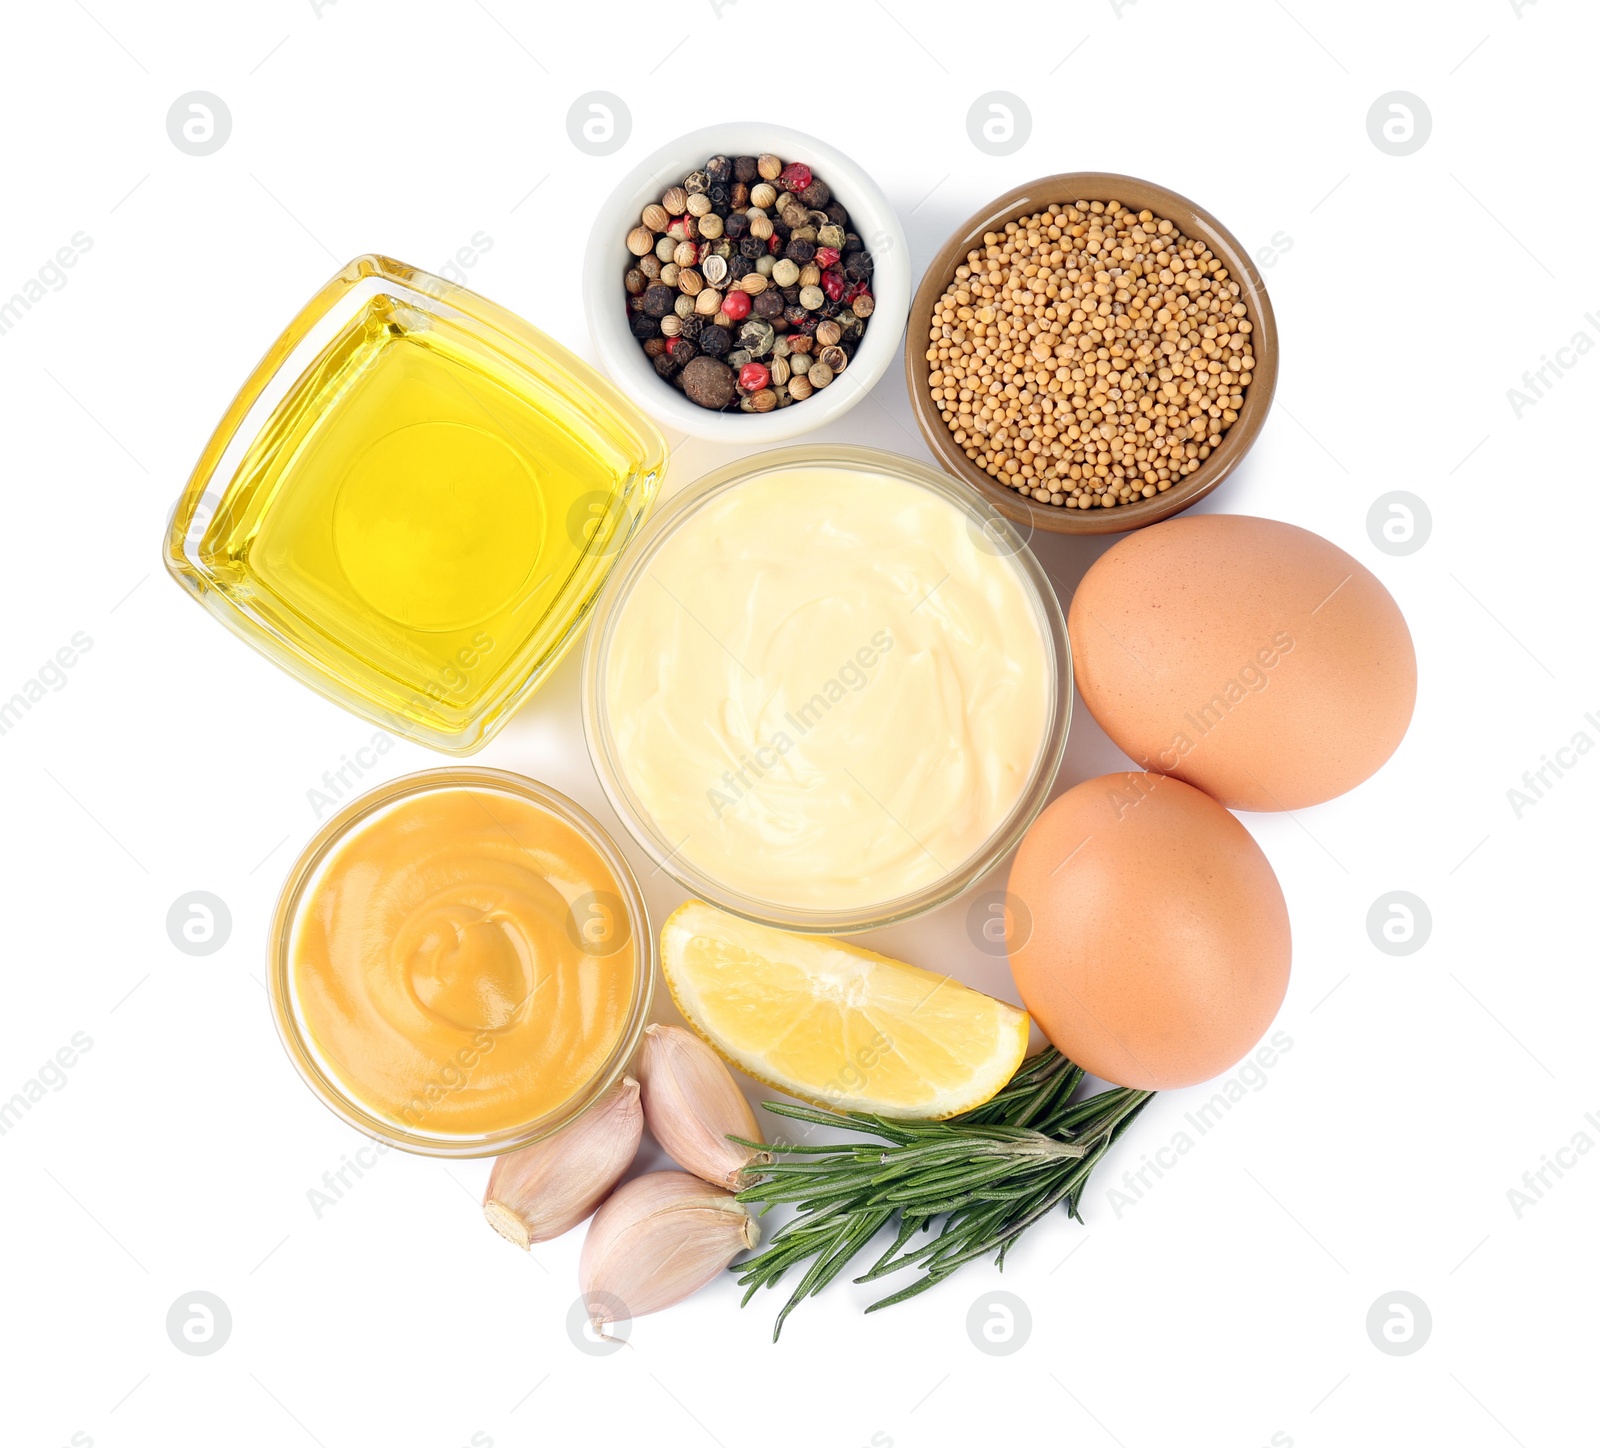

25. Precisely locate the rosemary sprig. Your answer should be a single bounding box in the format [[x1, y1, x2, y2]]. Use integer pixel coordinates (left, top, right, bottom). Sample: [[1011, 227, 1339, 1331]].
[[730, 1047, 1153, 1339]]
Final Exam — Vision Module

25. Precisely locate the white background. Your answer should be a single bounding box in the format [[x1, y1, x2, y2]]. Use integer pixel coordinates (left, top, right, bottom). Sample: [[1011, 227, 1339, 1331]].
[[2, 2, 1594, 1445]]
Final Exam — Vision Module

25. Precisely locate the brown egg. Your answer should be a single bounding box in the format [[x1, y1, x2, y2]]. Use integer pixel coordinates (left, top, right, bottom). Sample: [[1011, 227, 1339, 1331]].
[[1007, 772, 1290, 1090], [1068, 515, 1416, 811]]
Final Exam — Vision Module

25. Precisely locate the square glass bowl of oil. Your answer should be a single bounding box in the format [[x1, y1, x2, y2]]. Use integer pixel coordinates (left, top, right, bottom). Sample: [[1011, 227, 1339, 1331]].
[[163, 255, 667, 754]]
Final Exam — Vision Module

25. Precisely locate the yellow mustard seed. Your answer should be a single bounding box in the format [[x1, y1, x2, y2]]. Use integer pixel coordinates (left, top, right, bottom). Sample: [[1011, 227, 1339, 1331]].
[[925, 200, 1255, 508]]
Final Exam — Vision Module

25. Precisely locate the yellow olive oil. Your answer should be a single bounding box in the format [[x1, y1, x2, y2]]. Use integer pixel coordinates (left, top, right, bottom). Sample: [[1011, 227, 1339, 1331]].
[[166, 256, 665, 751]]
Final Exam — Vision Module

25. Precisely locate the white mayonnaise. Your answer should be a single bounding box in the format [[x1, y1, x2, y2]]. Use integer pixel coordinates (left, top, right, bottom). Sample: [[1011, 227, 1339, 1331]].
[[602, 467, 1052, 911]]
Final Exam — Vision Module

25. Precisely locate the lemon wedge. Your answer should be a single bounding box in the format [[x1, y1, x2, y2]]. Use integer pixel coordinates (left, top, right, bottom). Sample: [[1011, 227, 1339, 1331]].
[[659, 900, 1030, 1119]]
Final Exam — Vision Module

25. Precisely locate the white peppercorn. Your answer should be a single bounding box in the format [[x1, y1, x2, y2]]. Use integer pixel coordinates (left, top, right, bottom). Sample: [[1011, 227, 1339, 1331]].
[[697, 212, 725, 240], [798, 284, 824, 310], [808, 361, 835, 388]]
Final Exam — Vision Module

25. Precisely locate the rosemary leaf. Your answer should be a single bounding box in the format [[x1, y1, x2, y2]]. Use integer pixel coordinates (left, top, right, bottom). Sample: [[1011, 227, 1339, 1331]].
[[732, 1047, 1154, 1337]]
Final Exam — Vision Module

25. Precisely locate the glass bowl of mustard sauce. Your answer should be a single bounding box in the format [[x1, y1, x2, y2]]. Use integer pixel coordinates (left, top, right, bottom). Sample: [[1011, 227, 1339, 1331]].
[[269, 768, 654, 1157], [164, 255, 667, 754]]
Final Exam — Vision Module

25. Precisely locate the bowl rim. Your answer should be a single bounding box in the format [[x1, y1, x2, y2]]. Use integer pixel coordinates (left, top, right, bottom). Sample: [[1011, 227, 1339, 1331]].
[[580, 442, 1072, 934], [904, 171, 1279, 535], [582, 123, 910, 443], [266, 766, 656, 1158]]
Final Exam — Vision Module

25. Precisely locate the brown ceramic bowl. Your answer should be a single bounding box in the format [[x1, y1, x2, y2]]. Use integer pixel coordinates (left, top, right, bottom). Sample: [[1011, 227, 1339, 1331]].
[[905, 172, 1279, 535]]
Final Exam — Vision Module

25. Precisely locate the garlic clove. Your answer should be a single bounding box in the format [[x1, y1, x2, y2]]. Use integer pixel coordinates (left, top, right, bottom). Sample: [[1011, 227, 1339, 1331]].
[[580, 1171, 758, 1328], [637, 1023, 771, 1189], [482, 1076, 643, 1249]]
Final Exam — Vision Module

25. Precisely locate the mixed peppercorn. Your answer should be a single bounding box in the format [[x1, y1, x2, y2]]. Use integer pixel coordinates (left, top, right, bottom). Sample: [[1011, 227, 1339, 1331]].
[[623, 153, 876, 412]]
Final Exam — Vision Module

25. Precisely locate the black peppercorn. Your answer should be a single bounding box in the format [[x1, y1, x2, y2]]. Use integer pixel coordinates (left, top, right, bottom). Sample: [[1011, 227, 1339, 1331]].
[[653, 352, 679, 378], [843, 232, 864, 253], [630, 312, 659, 338], [705, 155, 733, 186], [679, 314, 705, 341], [782, 304, 809, 327], [672, 339, 699, 364], [843, 251, 874, 281], [642, 283, 677, 318], [727, 254, 754, 281], [798, 179, 831, 209], [826, 201, 849, 226], [753, 290, 784, 319], [784, 239, 816, 264], [738, 235, 763, 260], [733, 155, 758, 183], [725, 211, 750, 240], [708, 183, 730, 208], [781, 285, 801, 304], [699, 324, 731, 357]]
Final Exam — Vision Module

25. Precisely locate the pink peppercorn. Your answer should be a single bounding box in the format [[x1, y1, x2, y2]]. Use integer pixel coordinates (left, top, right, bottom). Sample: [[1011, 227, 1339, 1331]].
[[738, 362, 770, 392], [821, 271, 847, 302], [814, 247, 840, 269], [779, 162, 812, 192], [722, 290, 752, 320]]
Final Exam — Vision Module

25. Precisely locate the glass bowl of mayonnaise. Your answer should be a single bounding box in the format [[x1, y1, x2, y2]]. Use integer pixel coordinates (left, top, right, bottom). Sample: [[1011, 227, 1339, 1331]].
[[582, 445, 1071, 933]]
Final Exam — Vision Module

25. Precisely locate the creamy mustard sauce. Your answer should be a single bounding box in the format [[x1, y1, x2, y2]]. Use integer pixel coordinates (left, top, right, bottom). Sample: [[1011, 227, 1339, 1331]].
[[292, 787, 636, 1135], [603, 467, 1051, 910]]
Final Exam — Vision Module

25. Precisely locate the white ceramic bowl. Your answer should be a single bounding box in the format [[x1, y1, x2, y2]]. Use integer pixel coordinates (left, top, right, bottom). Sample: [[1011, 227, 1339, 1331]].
[[583, 123, 909, 442]]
